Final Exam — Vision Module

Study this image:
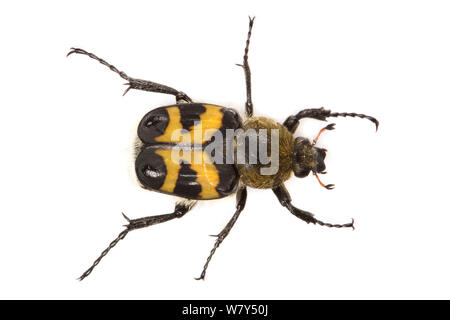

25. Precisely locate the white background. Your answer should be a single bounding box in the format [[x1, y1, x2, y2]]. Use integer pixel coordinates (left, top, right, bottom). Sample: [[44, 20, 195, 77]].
[[1, 0, 449, 299]]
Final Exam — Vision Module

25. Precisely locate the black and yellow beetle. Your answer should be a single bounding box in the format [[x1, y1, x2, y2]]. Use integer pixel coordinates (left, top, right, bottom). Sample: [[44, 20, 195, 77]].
[[68, 17, 378, 281]]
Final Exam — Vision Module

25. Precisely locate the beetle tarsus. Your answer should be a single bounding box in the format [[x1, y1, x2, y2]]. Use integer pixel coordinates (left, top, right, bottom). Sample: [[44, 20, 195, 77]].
[[78, 229, 129, 281], [329, 112, 379, 131], [284, 107, 379, 133], [273, 184, 354, 229], [196, 187, 247, 280], [67, 47, 193, 103], [237, 16, 255, 117], [78, 202, 196, 281]]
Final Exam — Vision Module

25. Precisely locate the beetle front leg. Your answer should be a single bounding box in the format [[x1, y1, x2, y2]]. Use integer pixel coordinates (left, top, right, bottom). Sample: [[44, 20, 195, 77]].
[[283, 107, 379, 133], [67, 48, 192, 103], [273, 184, 354, 229]]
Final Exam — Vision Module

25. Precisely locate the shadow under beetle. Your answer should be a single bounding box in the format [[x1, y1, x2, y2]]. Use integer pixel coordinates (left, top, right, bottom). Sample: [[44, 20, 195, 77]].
[[68, 17, 378, 281]]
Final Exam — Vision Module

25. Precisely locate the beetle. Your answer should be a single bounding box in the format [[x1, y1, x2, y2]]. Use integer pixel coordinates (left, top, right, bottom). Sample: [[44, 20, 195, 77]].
[[68, 17, 378, 281]]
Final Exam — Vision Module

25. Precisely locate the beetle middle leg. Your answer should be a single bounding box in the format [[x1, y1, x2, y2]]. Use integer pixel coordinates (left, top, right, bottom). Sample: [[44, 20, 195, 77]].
[[273, 184, 354, 229], [236, 16, 255, 118], [78, 200, 197, 281], [67, 48, 192, 103], [195, 186, 247, 280]]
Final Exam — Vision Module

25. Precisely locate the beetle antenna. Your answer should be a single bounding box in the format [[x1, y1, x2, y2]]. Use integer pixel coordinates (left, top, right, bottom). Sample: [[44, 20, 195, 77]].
[[78, 229, 129, 281], [313, 123, 335, 146], [313, 171, 335, 190]]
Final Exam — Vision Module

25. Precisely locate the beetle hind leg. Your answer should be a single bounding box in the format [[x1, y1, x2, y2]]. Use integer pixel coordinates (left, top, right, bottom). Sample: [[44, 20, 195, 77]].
[[67, 48, 192, 103], [122, 200, 196, 231], [78, 200, 197, 281], [195, 186, 247, 280]]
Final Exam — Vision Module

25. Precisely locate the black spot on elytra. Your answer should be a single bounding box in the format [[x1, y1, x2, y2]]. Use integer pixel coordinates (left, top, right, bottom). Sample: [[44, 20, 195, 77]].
[[215, 163, 239, 196], [174, 162, 202, 199], [135, 105, 242, 199], [135, 147, 167, 190], [178, 104, 206, 131], [137, 107, 170, 144]]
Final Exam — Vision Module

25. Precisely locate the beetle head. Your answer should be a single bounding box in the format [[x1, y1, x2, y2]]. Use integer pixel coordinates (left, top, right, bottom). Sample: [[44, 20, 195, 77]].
[[292, 137, 327, 178]]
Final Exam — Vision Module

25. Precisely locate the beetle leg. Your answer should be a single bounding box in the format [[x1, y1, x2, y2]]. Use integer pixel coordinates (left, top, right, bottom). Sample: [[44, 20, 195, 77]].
[[283, 107, 379, 133], [273, 184, 354, 229], [78, 200, 197, 281], [236, 16, 255, 117], [195, 186, 247, 280], [67, 48, 192, 103]]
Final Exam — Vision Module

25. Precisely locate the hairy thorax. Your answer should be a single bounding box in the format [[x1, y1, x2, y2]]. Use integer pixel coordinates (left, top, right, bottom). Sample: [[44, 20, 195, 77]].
[[236, 117, 295, 189]]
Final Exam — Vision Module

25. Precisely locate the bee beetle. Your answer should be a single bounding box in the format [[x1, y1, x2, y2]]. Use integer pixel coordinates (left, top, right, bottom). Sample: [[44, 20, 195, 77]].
[[69, 17, 378, 281]]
